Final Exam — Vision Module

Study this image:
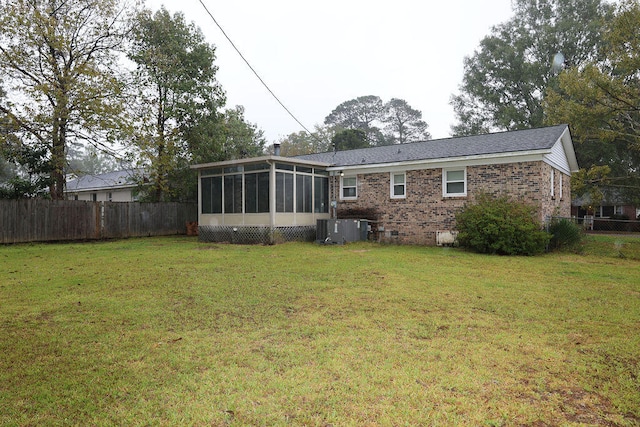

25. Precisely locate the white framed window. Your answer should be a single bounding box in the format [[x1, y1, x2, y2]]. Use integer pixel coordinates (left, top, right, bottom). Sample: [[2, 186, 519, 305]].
[[391, 172, 406, 199], [443, 168, 466, 197], [550, 169, 555, 197], [341, 176, 357, 200], [559, 173, 563, 200]]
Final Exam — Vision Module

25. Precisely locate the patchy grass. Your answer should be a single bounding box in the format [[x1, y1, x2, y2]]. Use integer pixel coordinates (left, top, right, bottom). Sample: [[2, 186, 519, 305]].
[[0, 236, 639, 426], [581, 233, 640, 260]]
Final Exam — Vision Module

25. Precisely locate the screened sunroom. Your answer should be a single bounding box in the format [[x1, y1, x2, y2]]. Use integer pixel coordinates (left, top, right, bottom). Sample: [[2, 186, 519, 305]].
[[191, 155, 331, 243]]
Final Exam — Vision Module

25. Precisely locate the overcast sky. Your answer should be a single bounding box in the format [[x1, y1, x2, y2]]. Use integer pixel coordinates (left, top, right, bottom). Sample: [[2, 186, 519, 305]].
[[145, 0, 516, 144]]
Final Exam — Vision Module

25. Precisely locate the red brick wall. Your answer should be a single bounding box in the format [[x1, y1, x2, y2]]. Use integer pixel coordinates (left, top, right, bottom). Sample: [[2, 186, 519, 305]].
[[333, 161, 571, 245]]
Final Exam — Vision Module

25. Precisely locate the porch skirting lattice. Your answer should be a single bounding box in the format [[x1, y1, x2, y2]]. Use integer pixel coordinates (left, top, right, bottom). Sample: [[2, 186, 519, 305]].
[[198, 225, 316, 244]]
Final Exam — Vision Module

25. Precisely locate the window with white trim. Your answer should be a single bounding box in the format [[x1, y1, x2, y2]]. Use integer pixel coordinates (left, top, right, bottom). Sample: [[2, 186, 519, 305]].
[[391, 172, 406, 198], [443, 168, 466, 197], [341, 176, 357, 200], [550, 169, 555, 197], [559, 173, 563, 200]]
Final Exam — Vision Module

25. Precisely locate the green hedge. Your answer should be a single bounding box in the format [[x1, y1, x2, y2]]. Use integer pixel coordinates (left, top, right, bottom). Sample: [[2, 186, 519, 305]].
[[455, 194, 550, 256], [548, 218, 584, 252]]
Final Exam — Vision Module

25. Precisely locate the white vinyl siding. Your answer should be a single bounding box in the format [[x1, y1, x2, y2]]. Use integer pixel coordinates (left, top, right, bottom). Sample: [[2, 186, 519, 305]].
[[547, 138, 571, 173]]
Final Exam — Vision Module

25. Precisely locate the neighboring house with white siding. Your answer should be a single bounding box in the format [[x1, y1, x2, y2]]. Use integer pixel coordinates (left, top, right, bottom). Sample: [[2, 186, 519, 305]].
[[191, 124, 579, 245], [65, 169, 144, 202]]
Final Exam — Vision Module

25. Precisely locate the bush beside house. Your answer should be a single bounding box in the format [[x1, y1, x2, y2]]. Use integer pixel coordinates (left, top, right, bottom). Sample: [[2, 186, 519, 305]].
[[455, 194, 550, 255]]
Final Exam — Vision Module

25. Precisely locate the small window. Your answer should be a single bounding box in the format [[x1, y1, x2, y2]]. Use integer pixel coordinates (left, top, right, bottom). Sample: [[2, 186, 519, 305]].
[[443, 168, 466, 197], [550, 169, 555, 197], [201, 168, 223, 176], [275, 163, 294, 171], [91, 193, 97, 202], [243, 163, 270, 172], [108, 192, 112, 202], [559, 173, 563, 200], [341, 176, 357, 200], [391, 172, 406, 199], [599, 206, 615, 218], [224, 166, 244, 174]]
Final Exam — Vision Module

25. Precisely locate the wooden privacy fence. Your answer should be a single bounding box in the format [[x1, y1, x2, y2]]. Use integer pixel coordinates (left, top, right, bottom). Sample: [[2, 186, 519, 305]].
[[0, 199, 197, 244]]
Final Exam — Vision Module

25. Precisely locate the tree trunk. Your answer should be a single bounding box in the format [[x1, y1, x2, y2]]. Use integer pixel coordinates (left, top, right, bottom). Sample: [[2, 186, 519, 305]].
[[50, 115, 66, 200]]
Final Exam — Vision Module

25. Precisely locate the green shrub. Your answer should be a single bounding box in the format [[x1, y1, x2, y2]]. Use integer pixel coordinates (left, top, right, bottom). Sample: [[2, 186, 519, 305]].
[[548, 218, 584, 252], [455, 194, 550, 256]]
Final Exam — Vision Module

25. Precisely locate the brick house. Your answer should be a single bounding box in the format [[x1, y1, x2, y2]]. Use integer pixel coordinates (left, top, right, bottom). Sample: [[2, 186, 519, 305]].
[[191, 124, 578, 245]]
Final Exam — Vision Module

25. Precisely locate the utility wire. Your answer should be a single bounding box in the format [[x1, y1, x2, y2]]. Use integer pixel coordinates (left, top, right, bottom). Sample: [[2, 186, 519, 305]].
[[197, 0, 320, 142]]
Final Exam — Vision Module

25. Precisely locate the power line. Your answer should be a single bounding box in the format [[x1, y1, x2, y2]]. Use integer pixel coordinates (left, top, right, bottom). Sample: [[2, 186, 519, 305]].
[[196, 0, 318, 141]]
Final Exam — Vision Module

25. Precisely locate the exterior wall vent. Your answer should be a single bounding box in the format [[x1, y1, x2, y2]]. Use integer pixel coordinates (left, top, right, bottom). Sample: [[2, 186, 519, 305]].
[[436, 230, 458, 247]]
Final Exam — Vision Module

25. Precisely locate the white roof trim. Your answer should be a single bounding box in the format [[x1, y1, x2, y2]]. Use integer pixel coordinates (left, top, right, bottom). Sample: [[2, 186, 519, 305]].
[[327, 150, 552, 174], [560, 126, 580, 173], [191, 155, 330, 170], [66, 183, 139, 193]]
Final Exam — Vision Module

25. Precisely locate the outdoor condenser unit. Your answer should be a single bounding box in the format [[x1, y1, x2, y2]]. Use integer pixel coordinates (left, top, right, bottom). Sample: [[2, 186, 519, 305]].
[[317, 219, 368, 244]]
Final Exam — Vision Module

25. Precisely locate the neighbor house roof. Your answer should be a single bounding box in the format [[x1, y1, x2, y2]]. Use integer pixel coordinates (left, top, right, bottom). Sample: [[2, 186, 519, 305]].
[[65, 168, 143, 193], [572, 188, 635, 206], [295, 124, 578, 173]]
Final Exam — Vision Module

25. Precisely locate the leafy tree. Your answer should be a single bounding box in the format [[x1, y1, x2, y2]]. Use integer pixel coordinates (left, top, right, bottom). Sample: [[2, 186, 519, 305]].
[[450, 0, 612, 136], [324, 95, 386, 145], [277, 125, 333, 156], [0, 0, 135, 199], [331, 129, 368, 151], [383, 98, 431, 144], [67, 145, 122, 176], [0, 143, 53, 199], [217, 106, 266, 160], [158, 105, 266, 203], [0, 154, 13, 184], [545, 0, 640, 205], [0, 87, 16, 185], [325, 96, 431, 145], [128, 7, 225, 202]]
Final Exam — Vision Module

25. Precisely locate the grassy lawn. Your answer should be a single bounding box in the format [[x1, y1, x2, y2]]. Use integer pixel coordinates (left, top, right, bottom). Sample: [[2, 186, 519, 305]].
[[1, 235, 639, 426]]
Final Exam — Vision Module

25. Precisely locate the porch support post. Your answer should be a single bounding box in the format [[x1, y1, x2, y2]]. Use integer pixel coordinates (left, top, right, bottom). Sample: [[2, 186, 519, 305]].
[[269, 161, 276, 231]]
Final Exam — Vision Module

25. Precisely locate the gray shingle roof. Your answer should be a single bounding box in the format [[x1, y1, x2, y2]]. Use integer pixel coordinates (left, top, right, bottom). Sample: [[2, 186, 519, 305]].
[[295, 125, 569, 167], [66, 168, 143, 192]]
